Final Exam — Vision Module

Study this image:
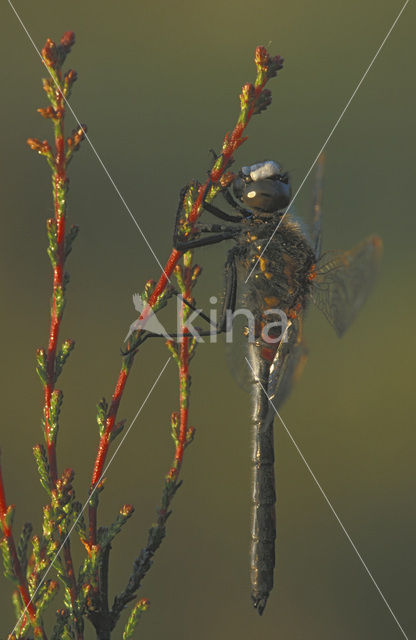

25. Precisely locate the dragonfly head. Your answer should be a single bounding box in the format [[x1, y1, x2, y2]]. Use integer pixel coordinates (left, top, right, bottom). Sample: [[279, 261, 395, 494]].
[[233, 160, 291, 215]]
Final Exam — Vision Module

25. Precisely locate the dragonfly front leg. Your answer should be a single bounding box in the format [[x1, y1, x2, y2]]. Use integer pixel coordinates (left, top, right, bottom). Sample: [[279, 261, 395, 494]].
[[121, 252, 238, 356], [221, 185, 253, 217], [173, 226, 238, 251], [173, 184, 241, 251], [201, 180, 244, 223]]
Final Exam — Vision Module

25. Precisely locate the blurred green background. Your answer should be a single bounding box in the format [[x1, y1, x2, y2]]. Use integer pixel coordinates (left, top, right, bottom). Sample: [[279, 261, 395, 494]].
[[0, 1, 414, 638]]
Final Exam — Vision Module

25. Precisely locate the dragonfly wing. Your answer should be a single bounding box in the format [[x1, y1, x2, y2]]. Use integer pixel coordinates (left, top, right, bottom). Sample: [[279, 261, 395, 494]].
[[311, 234, 383, 337], [309, 153, 325, 259], [224, 260, 258, 392], [265, 318, 308, 410], [291, 153, 324, 259], [269, 335, 308, 410], [225, 312, 256, 392]]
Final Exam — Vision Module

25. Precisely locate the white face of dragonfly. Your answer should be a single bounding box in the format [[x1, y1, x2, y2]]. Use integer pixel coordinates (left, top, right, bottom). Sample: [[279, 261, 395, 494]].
[[241, 160, 282, 182]]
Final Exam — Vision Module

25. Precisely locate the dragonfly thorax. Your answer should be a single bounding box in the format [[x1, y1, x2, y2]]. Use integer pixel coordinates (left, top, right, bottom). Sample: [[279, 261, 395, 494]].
[[236, 217, 316, 322]]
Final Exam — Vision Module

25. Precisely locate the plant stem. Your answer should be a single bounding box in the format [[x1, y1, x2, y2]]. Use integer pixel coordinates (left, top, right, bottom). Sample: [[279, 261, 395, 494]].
[[40, 54, 81, 640], [44, 94, 66, 484], [0, 456, 47, 640], [173, 254, 193, 475]]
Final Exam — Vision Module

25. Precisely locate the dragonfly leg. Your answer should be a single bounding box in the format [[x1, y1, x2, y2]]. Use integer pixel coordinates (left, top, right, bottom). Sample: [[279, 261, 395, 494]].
[[201, 178, 244, 223], [173, 189, 239, 251], [201, 196, 244, 223], [121, 251, 238, 355], [173, 228, 238, 251], [174, 250, 238, 336], [221, 185, 253, 217]]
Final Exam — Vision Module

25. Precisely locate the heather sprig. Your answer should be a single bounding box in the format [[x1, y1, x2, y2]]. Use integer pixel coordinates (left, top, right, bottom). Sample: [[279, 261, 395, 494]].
[[0, 34, 283, 639]]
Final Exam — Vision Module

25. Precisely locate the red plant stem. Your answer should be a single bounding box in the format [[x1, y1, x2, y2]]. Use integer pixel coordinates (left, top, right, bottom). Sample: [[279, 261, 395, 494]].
[[173, 274, 192, 474], [41, 76, 81, 639], [87, 249, 182, 545], [0, 458, 46, 639], [44, 93, 67, 484]]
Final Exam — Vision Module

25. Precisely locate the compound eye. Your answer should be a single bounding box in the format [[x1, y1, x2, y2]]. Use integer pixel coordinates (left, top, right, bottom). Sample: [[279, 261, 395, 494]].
[[241, 179, 291, 212]]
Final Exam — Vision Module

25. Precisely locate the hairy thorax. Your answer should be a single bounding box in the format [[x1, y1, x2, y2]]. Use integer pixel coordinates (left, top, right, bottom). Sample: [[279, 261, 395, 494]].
[[235, 215, 317, 320]]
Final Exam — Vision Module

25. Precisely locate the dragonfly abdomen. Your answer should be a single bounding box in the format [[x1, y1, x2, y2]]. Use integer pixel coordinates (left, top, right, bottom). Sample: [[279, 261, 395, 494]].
[[249, 355, 276, 615]]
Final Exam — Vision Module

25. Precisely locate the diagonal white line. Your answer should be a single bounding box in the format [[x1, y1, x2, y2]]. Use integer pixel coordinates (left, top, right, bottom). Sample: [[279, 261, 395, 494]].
[[9, 357, 171, 638], [7, 0, 171, 284], [245, 0, 410, 284], [244, 356, 409, 639]]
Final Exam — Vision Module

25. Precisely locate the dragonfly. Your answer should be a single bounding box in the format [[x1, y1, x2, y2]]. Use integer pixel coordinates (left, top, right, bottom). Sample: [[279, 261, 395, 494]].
[[172, 157, 382, 615]]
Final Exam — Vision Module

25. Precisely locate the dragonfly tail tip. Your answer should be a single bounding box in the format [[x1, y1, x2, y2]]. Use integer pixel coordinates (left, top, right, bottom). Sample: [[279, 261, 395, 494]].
[[252, 594, 269, 616]]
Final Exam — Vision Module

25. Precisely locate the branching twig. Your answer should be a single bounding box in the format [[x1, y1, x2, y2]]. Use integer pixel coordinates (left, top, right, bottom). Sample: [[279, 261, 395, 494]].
[[28, 31, 86, 640], [1, 37, 284, 639], [0, 453, 47, 640]]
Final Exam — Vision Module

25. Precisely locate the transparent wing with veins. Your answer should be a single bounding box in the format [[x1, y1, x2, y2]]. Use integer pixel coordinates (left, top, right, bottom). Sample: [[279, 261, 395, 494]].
[[311, 235, 383, 337]]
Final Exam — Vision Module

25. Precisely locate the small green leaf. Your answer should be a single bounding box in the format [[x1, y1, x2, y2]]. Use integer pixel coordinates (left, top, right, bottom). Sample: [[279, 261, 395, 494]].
[[239, 83, 255, 122], [33, 444, 51, 495], [89, 488, 98, 506], [32, 535, 41, 562], [55, 339, 75, 381], [66, 126, 87, 163], [17, 522, 33, 574], [46, 217, 58, 268], [54, 284, 65, 319], [170, 411, 179, 446], [166, 340, 179, 364], [0, 538, 17, 583], [122, 598, 150, 639], [35, 348, 48, 386], [12, 589, 30, 634], [51, 609, 70, 640], [63, 69, 77, 99], [96, 397, 108, 438], [48, 389, 64, 444], [42, 503, 54, 539], [42, 76, 56, 104], [185, 425, 195, 447], [4, 504, 15, 530], [47, 244, 57, 268], [98, 504, 134, 548], [54, 178, 68, 214], [72, 501, 87, 544], [36, 579, 59, 612], [46, 216, 57, 245], [62, 624, 75, 640], [183, 181, 199, 217]]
